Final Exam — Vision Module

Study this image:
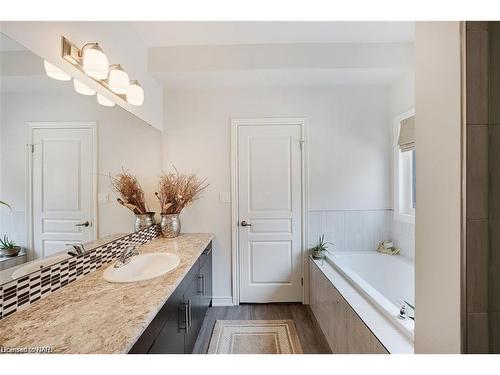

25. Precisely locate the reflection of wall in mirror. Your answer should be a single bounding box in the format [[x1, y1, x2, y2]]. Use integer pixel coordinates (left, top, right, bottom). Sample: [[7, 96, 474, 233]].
[[0, 91, 162, 254]]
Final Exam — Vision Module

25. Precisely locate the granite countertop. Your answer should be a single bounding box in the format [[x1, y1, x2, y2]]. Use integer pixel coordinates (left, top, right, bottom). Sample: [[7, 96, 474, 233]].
[[0, 233, 214, 354]]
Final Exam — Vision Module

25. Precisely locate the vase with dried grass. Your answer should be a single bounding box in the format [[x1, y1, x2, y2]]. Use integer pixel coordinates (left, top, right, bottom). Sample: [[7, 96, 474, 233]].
[[111, 171, 155, 232], [156, 168, 208, 238]]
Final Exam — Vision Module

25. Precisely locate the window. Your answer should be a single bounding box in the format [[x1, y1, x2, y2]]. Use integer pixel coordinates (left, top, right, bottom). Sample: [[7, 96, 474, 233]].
[[394, 110, 415, 222]]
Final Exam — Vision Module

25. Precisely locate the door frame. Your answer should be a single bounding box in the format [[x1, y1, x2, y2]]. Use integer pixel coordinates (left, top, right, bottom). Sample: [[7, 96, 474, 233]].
[[230, 117, 308, 306], [26, 121, 98, 261]]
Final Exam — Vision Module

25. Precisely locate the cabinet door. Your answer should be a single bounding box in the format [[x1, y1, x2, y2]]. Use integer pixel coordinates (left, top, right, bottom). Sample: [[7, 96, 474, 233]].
[[147, 289, 187, 354], [148, 314, 186, 354], [183, 275, 202, 353], [199, 249, 213, 313]]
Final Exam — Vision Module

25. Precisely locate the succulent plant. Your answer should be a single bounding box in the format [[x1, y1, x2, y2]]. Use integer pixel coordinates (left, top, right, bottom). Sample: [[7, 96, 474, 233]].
[[0, 235, 16, 250], [311, 234, 333, 258]]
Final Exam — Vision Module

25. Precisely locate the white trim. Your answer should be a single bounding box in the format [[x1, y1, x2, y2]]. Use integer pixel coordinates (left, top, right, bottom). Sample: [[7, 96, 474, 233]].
[[393, 109, 415, 223], [230, 117, 308, 306], [26, 122, 98, 261], [211, 296, 235, 307]]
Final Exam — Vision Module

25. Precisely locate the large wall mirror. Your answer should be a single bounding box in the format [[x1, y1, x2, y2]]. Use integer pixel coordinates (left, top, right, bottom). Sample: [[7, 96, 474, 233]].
[[0, 32, 162, 283]]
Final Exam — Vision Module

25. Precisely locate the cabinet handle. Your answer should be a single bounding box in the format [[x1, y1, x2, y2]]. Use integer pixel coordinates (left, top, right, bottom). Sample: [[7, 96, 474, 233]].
[[188, 299, 192, 328], [179, 302, 189, 334], [197, 274, 204, 295], [203, 246, 212, 255]]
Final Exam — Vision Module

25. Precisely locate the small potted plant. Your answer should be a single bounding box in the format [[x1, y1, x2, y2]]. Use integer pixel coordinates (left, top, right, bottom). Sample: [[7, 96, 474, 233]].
[[311, 234, 333, 260], [0, 235, 22, 257]]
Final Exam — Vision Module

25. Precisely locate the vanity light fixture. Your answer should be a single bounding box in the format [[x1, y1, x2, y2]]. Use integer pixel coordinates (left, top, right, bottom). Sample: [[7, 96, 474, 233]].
[[126, 80, 144, 106], [62, 36, 144, 106], [97, 93, 115, 107], [108, 64, 130, 94], [82, 43, 109, 80], [73, 79, 96, 96], [43, 60, 71, 81]]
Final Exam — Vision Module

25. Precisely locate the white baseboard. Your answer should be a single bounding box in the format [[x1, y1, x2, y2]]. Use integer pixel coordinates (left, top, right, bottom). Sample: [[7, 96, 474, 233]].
[[212, 296, 234, 306]]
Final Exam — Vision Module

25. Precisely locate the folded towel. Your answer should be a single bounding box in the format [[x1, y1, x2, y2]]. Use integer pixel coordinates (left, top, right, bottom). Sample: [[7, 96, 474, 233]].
[[377, 242, 400, 255]]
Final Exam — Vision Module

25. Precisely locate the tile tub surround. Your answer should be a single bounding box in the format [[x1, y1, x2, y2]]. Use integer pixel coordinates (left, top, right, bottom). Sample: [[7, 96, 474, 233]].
[[308, 210, 415, 260], [0, 233, 214, 354], [0, 226, 160, 320]]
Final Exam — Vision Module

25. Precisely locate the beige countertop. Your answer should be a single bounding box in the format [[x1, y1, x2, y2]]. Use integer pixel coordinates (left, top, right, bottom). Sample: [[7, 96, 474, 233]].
[[0, 233, 214, 354]]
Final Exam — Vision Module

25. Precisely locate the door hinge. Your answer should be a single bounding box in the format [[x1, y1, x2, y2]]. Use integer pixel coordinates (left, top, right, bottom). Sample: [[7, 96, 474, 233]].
[[296, 139, 305, 151], [301, 277, 304, 286], [27, 144, 35, 153]]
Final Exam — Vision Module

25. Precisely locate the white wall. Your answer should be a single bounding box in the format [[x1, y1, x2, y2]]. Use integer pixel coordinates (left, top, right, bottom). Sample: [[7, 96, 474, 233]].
[[163, 86, 392, 303], [414, 22, 463, 353], [389, 73, 416, 260], [0, 22, 163, 131], [1, 91, 162, 249]]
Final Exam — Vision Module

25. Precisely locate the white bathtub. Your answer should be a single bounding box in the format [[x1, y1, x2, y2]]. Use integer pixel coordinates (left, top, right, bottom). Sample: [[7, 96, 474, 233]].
[[316, 251, 414, 353]]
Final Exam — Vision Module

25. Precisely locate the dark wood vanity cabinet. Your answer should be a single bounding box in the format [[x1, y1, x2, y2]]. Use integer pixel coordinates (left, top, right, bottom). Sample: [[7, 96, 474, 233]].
[[129, 242, 212, 354]]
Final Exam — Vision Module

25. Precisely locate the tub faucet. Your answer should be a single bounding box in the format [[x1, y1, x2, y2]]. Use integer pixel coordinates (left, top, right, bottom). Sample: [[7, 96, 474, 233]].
[[398, 301, 415, 320], [398, 303, 408, 320]]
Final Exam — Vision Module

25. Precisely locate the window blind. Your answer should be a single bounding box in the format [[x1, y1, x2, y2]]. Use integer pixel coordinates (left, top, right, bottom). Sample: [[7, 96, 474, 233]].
[[398, 115, 415, 152]]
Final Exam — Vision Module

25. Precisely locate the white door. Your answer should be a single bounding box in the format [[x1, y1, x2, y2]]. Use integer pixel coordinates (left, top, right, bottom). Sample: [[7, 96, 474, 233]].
[[238, 122, 303, 302], [31, 123, 96, 259]]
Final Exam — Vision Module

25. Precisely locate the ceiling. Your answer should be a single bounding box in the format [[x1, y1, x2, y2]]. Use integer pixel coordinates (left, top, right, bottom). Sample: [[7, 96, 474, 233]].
[[132, 21, 415, 47], [0, 33, 26, 51], [133, 21, 415, 88]]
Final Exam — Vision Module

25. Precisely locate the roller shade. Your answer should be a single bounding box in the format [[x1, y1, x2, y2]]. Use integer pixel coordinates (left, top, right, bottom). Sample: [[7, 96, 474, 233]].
[[398, 115, 415, 152]]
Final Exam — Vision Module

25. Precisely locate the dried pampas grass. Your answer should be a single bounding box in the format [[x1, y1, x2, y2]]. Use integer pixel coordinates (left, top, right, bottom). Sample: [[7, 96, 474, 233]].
[[156, 167, 208, 214], [110, 171, 149, 214]]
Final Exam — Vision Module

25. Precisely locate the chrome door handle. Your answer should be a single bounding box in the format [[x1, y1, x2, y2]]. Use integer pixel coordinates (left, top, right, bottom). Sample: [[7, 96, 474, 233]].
[[240, 220, 252, 227], [75, 221, 90, 227]]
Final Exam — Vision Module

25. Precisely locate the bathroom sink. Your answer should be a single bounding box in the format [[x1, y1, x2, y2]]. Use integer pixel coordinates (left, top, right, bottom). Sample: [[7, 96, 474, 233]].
[[103, 252, 180, 283], [11, 253, 69, 279]]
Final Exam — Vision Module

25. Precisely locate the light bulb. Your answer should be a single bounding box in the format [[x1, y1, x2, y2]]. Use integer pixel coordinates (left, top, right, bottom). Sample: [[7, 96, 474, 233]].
[[108, 65, 130, 94], [97, 93, 115, 107], [83, 44, 109, 80], [126, 80, 144, 106], [73, 79, 96, 96], [43, 60, 71, 81]]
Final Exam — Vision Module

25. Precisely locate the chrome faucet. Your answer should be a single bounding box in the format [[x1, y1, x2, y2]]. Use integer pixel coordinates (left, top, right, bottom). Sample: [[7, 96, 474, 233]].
[[398, 300, 415, 321], [114, 246, 139, 268], [66, 243, 85, 256]]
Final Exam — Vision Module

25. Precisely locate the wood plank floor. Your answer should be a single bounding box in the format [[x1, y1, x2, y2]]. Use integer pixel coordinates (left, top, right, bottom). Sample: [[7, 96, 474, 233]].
[[192, 303, 332, 354]]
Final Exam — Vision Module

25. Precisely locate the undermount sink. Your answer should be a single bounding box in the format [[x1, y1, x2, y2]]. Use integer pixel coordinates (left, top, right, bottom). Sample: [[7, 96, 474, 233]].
[[103, 252, 180, 283]]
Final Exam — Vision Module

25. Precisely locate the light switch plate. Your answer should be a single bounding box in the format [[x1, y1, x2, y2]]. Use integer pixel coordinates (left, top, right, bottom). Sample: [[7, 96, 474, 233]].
[[98, 193, 109, 204], [219, 192, 231, 203]]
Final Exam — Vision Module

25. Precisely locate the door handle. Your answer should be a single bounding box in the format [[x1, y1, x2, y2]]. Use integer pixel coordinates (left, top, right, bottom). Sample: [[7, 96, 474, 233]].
[[240, 220, 252, 227], [75, 221, 90, 227]]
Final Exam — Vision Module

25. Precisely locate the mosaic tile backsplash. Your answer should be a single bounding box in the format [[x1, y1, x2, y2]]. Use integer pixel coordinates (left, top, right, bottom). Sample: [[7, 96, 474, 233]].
[[0, 225, 161, 320]]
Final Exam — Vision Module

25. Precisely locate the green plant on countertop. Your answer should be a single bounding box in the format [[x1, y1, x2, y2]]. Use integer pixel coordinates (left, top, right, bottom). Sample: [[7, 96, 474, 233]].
[[311, 234, 333, 259], [0, 234, 16, 250]]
